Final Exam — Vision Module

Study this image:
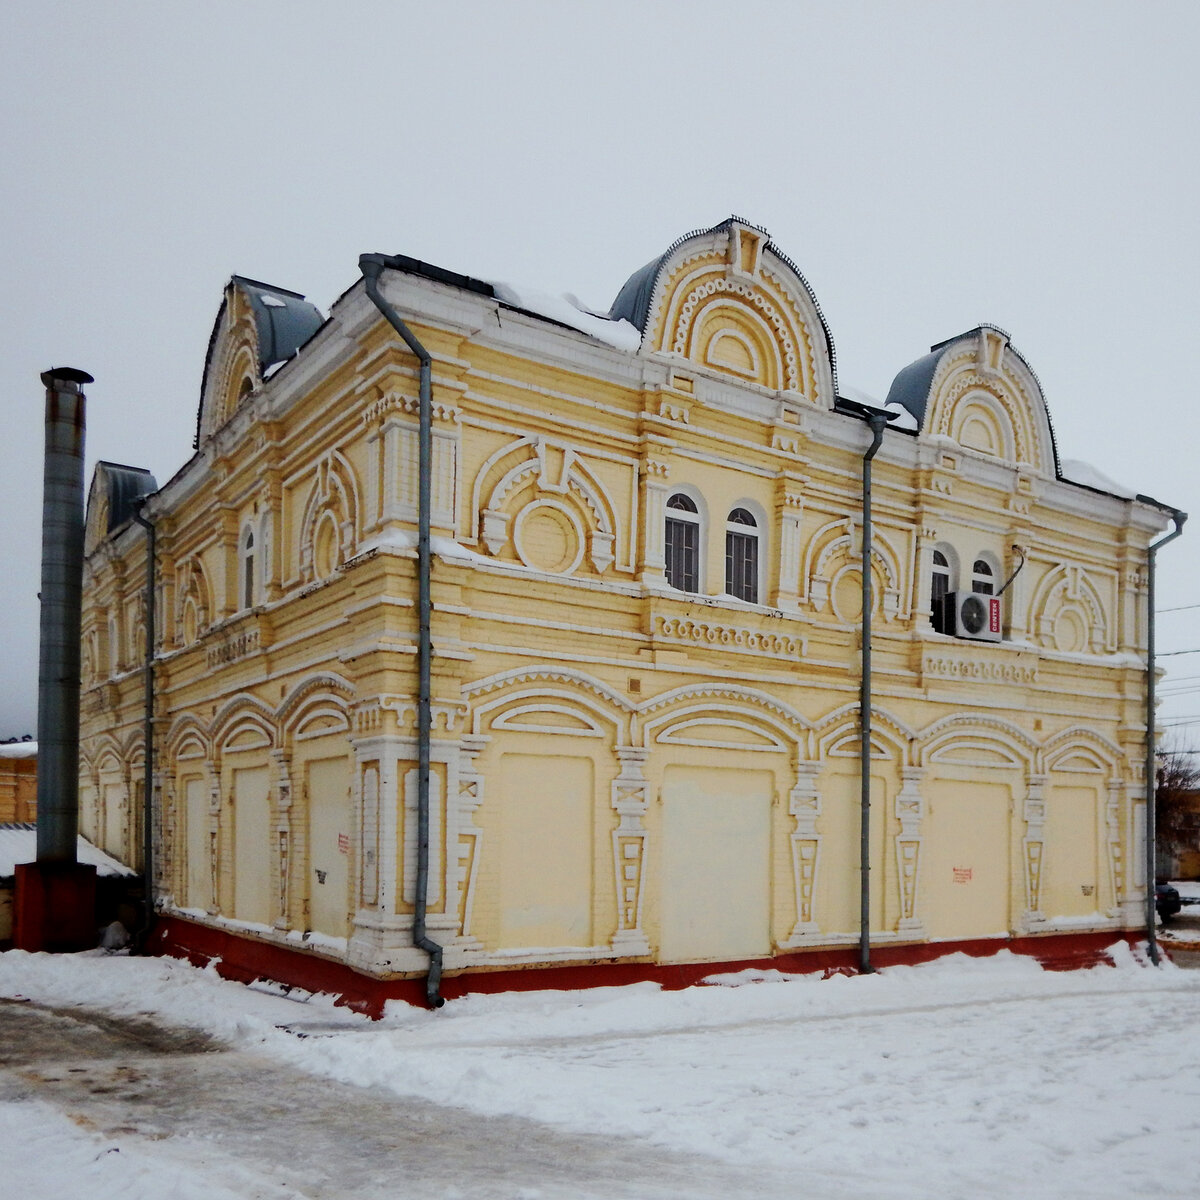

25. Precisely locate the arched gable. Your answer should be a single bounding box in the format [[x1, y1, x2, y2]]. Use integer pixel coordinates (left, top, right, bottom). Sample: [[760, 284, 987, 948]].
[[885, 326, 1057, 475], [1042, 727, 1124, 775], [611, 217, 836, 407], [813, 703, 914, 763], [210, 693, 278, 753], [638, 683, 809, 753], [466, 667, 631, 741], [916, 714, 1037, 770], [277, 672, 355, 739]]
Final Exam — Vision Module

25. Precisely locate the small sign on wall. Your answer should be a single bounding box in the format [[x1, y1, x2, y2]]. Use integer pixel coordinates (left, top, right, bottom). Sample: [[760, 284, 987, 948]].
[[337, 833, 350, 855], [952, 867, 973, 884]]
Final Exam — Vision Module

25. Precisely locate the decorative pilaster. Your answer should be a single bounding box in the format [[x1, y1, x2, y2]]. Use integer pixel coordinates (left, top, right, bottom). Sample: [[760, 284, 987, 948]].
[[207, 764, 221, 917], [271, 749, 293, 931], [610, 747, 650, 955], [1021, 774, 1047, 929], [640, 462, 671, 584], [773, 481, 804, 610], [894, 767, 926, 933], [1105, 776, 1124, 915], [454, 735, 487, 943], [784, 760, 822, 943]]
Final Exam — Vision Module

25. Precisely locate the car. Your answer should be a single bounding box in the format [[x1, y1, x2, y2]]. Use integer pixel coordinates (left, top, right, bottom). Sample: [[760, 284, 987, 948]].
[[1156, 882, 1183, 923]]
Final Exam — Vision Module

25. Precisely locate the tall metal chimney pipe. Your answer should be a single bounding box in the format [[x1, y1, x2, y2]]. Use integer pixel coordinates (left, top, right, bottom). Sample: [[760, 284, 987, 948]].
[[36, 367, 92, 864]]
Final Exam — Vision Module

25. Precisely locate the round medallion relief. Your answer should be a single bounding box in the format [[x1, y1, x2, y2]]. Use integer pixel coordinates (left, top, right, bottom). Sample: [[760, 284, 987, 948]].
[[513, 501, 584, 575]]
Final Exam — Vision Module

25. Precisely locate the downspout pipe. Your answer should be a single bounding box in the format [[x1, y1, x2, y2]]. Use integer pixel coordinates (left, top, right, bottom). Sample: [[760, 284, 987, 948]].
[[838, 398, 894, 974], [360, 254, 444, 1008], [36, 368, 93, 865], [1136, 496, 1187, 966], [132, 506, 156, 951]]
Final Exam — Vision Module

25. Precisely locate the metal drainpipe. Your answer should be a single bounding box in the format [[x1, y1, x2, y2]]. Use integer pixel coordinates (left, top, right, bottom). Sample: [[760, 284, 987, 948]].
[[36, 367, 93, 865], [858, 411, 889, 974], [360, 254, 444, 1008], [132, 506, 156, 951], [1137, 499, 1186, 965]]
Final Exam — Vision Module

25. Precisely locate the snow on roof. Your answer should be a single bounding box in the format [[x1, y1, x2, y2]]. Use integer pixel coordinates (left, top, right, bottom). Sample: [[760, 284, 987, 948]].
[[490, 281, 643, 352], [1059, 457, 1135, 499], [0, 741, 36, 760], [0, 825, 135, 879]]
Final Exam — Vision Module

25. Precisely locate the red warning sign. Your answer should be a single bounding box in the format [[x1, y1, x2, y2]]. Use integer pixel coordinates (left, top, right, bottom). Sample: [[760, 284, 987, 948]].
[[952, 867, 973, 884], [338, 833, 350, 855]]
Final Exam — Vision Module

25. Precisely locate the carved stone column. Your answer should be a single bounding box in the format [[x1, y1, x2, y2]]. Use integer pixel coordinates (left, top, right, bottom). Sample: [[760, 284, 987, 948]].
[[784, 760, 822, 943], [894, 766, 926, 934], [610, 747, 650, 956], [1020, 774, 1047, 929], [271, 748, 293, 931]]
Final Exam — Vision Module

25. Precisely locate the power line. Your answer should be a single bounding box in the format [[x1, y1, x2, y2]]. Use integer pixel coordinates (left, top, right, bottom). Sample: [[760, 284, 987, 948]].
[[1157, 603, 1200, 613], [1158, 648, 1200, 657]]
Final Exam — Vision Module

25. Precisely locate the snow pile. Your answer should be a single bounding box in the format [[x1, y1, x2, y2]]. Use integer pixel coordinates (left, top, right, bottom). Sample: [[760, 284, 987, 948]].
[[491, 281, 642, 352], [0, 828, 134, 878], [1060, 457, 1136, 499], [2, 945, 1200, 1196], [0, 741, 36, 759]]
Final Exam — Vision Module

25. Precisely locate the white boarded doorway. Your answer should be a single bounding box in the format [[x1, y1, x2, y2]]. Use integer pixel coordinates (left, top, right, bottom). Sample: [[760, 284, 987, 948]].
[[233, 765, 271, 926], [308, 757, 352, 938], [660, 765, 772, 963], [498, 753, 594, 950]]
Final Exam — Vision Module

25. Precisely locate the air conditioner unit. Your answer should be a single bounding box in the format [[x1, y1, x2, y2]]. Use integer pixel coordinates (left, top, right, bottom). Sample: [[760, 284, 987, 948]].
[[945, 591, 1002, 642]]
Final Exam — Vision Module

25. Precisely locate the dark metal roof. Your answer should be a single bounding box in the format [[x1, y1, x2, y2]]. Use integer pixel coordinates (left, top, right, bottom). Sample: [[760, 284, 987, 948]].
[[232, 276, 325, 370], [97, 461, 157, 533], [606, 216, 840, 393]]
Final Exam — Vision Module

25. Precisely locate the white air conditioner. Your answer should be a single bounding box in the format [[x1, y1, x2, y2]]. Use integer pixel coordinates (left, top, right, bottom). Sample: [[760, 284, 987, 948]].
[[945, 591, 1002, 643]]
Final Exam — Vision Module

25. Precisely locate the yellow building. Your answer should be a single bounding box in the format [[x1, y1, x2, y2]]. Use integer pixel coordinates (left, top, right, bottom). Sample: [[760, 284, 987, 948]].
[[79, 218, 1175, 1006], [0, 741, 37, 824]]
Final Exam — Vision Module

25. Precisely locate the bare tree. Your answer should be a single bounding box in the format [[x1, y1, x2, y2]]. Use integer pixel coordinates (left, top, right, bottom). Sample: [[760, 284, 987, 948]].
[[1156, 736, 1200, 876]]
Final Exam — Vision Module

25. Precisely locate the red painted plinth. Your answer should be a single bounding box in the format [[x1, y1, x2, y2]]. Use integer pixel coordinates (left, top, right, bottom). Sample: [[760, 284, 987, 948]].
[[150, 914, 1141, 1020], [13, 861, 98, 952]]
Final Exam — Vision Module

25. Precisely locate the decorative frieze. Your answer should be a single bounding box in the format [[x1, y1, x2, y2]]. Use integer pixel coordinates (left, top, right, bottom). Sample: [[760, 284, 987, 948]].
[[656, 616, 802, 659], [206, 627, 260, 669], [922, 653, 1037, 685]]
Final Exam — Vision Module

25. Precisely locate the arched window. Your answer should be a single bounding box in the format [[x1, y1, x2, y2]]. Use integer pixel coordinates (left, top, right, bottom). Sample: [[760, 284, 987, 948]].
[[931, 549, 951, 633], [241, 527, 256, 610], [665, 493, 700, 592], [725, 508, 759, 603], [972, 558, 995, 596]]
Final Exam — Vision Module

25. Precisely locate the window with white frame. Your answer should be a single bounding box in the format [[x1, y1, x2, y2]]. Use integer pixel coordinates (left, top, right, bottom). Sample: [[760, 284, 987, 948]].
[[725, 508, 760, 603], [971, 557, 995, 596], [664, 493, 700, 592], [931, 549, 951, 633]]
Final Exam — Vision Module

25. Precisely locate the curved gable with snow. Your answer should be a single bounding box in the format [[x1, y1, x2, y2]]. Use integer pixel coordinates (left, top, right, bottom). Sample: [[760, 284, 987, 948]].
[[885, 325, 1058, 476], [611, 218, 837, 408]]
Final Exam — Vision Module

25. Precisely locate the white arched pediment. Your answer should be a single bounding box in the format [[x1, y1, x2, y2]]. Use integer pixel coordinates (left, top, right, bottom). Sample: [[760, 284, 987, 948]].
[[626, 218, 836, 407], [919, 327, 1056, 475]]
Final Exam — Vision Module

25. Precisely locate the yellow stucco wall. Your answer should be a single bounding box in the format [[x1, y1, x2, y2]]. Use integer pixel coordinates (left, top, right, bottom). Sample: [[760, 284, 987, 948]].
[[77, 218, 1168, 979]]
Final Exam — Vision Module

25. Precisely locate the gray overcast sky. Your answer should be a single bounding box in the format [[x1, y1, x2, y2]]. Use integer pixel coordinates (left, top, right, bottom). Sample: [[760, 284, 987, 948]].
[[3, 1, 1199, 739]]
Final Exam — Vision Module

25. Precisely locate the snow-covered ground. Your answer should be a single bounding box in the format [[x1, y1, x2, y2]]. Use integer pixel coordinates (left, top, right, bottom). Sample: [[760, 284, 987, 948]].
[[3, 944, 1200, 1198]]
